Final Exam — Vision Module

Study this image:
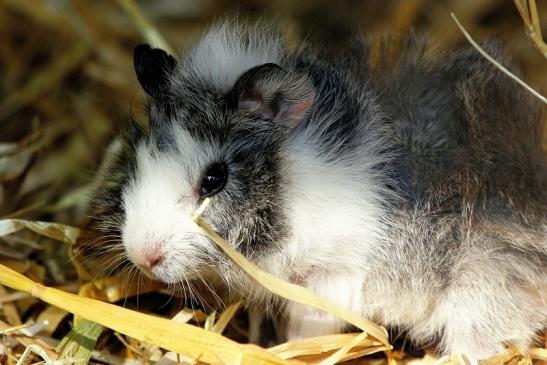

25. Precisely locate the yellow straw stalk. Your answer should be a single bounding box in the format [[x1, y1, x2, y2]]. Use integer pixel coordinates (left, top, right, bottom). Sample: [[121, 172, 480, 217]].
[[0, 263, 295, 365]]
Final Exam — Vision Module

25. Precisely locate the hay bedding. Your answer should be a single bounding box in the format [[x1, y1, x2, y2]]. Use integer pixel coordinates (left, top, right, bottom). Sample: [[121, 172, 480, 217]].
[[0, 1, 545, 364]]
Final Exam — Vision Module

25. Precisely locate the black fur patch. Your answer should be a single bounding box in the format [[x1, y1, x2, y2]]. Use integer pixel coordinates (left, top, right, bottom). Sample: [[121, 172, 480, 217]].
[[134, 44, 177, 100]]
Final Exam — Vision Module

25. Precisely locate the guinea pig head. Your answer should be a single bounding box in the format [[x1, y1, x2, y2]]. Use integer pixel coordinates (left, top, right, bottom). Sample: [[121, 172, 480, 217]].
[[118, 43, 315, 283]]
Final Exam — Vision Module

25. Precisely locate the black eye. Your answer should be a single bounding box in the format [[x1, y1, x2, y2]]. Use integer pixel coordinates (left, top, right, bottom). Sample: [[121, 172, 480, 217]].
[[200, 162, 228, 197]]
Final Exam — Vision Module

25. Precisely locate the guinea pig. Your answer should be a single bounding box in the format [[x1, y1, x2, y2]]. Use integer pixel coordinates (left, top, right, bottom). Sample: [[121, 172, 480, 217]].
[[88, 22, 547, 359]]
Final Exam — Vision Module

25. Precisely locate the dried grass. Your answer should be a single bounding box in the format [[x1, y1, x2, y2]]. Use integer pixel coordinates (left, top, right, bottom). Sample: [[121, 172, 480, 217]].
[[451, 13, 546, 104], [0, 1, 545, 365], [514, 0, 547, 59]]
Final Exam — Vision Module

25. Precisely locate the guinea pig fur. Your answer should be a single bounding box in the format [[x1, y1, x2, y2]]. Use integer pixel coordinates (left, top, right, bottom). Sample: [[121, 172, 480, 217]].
[[89, 22, 547, 359]]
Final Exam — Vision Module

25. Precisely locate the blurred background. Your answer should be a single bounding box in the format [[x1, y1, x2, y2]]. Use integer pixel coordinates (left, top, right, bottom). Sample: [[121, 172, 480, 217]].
[[0, 0, 545, 360]]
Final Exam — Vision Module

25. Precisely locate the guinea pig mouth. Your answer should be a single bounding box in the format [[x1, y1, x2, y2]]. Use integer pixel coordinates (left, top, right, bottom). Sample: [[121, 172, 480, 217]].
[[133, 258, 213, 284], [135, 264, 159, 280]]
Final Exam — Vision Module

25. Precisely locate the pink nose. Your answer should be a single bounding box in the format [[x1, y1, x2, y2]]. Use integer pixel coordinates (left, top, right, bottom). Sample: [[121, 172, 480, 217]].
[[144, 252, 164, 269]]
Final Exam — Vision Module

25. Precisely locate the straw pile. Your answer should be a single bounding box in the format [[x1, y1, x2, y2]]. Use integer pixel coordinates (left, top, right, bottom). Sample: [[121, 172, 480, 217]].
[[0, 1, 546, 364]]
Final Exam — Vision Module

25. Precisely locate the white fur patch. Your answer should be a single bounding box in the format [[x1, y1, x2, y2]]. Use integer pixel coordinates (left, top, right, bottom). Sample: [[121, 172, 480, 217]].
[[184, 22, 283, 90], [121, 126, 219, 283], [284, 271, 366, 340], [261, 140, 388, 279], [255, 140, 389, 341]]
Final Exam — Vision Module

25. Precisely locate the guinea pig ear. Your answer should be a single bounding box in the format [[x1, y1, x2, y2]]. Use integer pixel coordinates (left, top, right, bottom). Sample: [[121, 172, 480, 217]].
[[133, 44, 177, 99], [232, 63, 315, 128]]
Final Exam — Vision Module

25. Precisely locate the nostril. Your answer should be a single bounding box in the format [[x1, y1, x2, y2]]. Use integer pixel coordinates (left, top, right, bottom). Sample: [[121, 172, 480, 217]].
[[145, 253, 164, 269]]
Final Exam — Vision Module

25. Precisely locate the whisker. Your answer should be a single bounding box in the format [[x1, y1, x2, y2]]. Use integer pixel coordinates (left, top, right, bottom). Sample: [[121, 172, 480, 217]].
[[122, 265, 137, 308], [196, 270, 224, 311]]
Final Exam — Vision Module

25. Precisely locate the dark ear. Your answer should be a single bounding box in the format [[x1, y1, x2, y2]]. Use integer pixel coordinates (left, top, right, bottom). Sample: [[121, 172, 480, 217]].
[[232, 63, 315, 128], [133, 44, 177, 99]]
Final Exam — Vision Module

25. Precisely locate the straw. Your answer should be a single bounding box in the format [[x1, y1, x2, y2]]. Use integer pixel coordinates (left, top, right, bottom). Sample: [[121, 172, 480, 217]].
[[514, 0, 547, 59], [451, 13, 547, 104], [0, 262, 296, 365]]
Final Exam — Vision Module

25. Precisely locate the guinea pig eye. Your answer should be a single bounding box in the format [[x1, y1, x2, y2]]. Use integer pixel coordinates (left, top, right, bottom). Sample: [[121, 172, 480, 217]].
[[200, 162, 228, 198]]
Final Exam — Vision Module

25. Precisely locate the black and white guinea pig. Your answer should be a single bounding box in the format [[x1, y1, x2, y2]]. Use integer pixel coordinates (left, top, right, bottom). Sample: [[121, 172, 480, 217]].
[[88, 22, 547, 359]]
